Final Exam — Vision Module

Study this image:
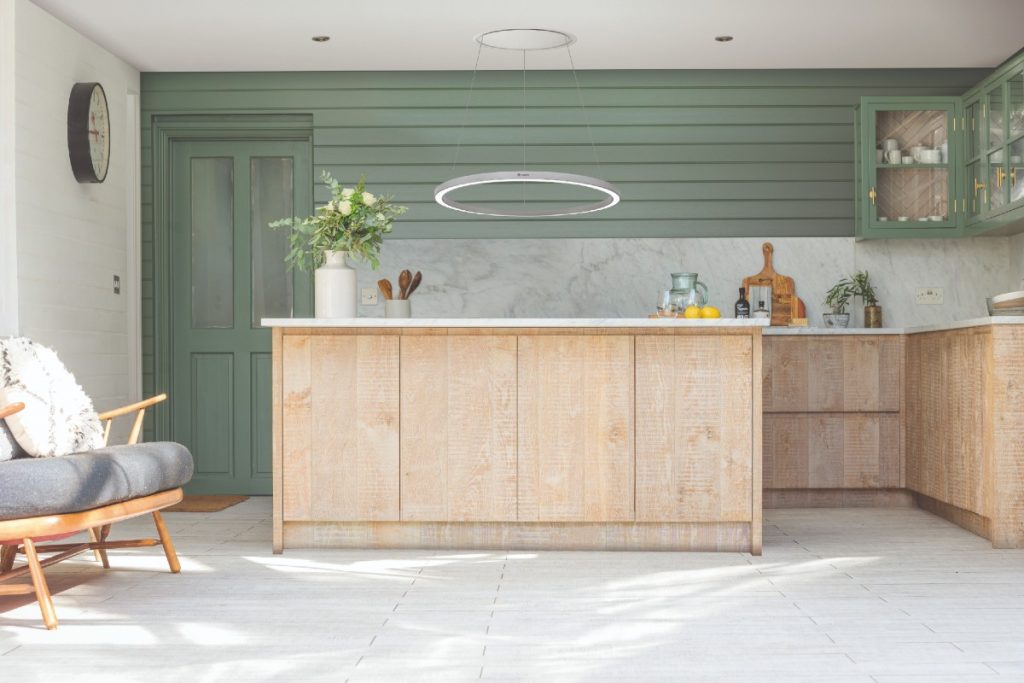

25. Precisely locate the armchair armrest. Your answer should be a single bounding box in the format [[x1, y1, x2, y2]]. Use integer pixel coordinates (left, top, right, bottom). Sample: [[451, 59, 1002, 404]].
[[98, 393, 167, 446], [0, 402, 25, 420]]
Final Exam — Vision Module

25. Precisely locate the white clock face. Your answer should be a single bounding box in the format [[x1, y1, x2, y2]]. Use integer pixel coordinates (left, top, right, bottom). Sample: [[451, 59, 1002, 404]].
[[88, 85, 110, 179]]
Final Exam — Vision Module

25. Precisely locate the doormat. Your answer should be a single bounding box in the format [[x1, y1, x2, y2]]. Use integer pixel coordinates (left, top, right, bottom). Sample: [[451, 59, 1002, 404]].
[[165, 495, 249, 513]]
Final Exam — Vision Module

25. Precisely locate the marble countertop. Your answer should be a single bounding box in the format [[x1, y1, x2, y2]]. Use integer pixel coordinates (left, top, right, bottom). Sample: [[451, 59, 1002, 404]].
[[262, 317, 771, 328], [765, 316, 1024, 335]]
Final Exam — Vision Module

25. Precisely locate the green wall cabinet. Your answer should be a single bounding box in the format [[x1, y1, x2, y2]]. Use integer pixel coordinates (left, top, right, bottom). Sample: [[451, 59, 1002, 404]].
[[856, 97, 964, 239], [963, 64, 1024, 235], [854, 50, 1024, 239]]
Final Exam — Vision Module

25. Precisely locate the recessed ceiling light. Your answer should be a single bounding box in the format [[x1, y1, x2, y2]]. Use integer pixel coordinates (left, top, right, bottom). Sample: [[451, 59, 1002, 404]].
[[715, 35, 734, 42], [311, 35, 330, 43]]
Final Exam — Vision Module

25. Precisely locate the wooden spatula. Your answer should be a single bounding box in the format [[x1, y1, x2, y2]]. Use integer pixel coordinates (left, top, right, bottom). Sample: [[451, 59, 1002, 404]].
[[377, 279, 393, 300], [398, 270, 412, 300], [406, 271, 422, 298]]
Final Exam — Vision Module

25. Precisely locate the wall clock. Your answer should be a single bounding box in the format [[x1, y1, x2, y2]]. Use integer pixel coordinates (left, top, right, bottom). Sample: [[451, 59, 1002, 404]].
[[67, 82, 110, 183]]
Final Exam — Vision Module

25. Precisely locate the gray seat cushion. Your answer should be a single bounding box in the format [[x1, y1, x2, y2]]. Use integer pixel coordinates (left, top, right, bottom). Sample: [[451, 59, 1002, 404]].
[[0, 442, 193, 521]]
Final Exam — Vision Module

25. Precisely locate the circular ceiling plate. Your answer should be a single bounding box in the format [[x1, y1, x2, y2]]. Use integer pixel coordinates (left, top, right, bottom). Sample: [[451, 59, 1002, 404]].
[[434, 171, 620, 218], [475, 29, 576, 51]]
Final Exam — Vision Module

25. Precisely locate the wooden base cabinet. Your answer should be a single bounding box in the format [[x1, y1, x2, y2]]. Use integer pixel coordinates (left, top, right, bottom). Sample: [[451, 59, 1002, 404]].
[[399, 335, 517, 522], [517, 335, 634, 522], [273, 326, 763, 553]]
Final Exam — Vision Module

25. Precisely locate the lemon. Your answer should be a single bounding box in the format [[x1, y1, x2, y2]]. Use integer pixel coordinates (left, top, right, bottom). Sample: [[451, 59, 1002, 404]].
[[701, 306, 721, 319], [683, 306, 702, 319]]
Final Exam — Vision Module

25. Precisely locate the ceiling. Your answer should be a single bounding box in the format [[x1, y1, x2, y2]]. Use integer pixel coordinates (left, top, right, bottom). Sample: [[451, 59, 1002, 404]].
[[31, 0, 1024, 72]]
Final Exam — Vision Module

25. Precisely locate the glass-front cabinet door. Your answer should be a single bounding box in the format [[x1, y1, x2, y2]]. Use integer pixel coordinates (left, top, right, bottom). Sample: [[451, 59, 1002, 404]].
[[965, 68, 1024, 232], [857, 98, 962, 237]]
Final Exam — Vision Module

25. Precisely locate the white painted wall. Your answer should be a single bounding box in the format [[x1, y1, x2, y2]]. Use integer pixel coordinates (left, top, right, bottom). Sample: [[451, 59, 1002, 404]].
[[9, 0, 140, 418], [0, 0, 18, 337]]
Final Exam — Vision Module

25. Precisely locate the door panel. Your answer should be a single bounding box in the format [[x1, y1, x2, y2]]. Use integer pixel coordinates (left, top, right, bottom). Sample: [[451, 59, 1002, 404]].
[[171, 139, 311, 494]]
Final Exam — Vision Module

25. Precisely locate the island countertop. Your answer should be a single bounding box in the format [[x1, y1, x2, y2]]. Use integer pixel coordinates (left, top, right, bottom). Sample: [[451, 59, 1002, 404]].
[[263, 317, 770, 328]]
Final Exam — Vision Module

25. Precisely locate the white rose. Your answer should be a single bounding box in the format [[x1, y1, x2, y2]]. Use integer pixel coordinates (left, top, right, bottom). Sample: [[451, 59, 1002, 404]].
[[338, 200, 353, 216], [376, 212, 385, 222], [362, 192, 376, 206], [341, 188, 355, 199], [322, 200, 335, 212]]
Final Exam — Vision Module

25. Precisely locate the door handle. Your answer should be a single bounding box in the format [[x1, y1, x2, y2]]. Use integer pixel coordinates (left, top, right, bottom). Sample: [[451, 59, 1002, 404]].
[[868, 187, 877, 205], [997, 167, 1007, 189], [974, 178, 986, 196]]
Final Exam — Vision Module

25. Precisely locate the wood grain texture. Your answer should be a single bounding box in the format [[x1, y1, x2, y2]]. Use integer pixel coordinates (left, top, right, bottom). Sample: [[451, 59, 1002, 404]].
[[282, 521, 750, 551], [989, 325, 1024, 547], [635, 335, 753, 522], [272, 326, 284, 553], [517, 336, 634, 522], [763, 414, 901, 489], [763, 336, 901, 412], [765, 488, 915, 508], [282, 334, 400, 522], [399, 335, 517, 522], [905, 329, 988, 517]]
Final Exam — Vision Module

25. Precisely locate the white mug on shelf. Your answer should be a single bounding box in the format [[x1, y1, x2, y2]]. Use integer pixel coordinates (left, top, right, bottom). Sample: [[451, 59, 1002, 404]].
[[901, 155, 914, 165], [883, 138, 900, 151], [886, 149, 902, 164]]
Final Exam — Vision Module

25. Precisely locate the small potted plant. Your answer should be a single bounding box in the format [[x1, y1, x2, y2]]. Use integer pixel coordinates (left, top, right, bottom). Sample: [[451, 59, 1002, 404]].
[[851, 270, 882, 328], [271, 172, 407, 318], [823, 279, 854, 328]]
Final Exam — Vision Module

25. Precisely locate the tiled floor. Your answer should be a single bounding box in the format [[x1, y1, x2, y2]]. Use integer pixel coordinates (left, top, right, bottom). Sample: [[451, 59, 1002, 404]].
[[2, 500, 1024, 682]]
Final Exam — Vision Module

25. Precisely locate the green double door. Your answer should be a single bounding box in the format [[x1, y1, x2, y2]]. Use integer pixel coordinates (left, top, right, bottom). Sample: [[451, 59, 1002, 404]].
[[170, 140, 311, 494]]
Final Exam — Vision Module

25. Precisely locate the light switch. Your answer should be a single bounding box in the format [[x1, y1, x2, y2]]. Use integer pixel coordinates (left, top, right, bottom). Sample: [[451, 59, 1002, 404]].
[[360, 288, 379, 305], [113, 274, 121, 295], [915, 287, 943, 305]]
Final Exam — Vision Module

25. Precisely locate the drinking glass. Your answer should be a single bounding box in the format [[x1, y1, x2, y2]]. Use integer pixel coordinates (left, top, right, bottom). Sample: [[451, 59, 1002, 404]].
[[656, 290, 678, 317]]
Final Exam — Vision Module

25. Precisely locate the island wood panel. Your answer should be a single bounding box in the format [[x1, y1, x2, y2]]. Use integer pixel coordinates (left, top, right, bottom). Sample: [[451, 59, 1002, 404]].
[[517, 335, 634, 522], [281, 334, 400, 522], [763, 413, 900, 489], [399, 335, 517, 522], [989, 326, 1024, 547], [635, 335, 754, 522], [763, 336, 901, 413], [905, 329, 988, 518]]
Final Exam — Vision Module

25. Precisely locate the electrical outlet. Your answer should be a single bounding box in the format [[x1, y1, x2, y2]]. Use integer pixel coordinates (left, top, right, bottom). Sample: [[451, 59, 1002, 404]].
[[360, 288, 379, 305], [915, 287, 943, 305], [113, 274, 121, 295]]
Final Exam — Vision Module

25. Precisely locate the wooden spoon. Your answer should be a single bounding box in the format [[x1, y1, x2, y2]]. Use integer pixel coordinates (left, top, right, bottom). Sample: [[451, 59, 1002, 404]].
[[406, 271, 422, 299], [377, 279, 393, 300], [398, 269, 412, 300]]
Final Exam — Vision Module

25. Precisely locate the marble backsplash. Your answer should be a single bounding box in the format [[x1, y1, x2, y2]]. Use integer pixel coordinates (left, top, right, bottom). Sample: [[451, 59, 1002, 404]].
[[355, 236, 1018, 328]]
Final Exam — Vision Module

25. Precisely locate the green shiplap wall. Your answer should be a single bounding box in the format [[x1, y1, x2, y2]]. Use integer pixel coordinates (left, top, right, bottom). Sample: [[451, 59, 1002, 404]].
[[139, 68, 985, 437]]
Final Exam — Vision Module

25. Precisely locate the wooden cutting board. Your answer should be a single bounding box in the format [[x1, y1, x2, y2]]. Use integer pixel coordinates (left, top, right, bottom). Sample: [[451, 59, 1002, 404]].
[[742, 242, 796, 326]]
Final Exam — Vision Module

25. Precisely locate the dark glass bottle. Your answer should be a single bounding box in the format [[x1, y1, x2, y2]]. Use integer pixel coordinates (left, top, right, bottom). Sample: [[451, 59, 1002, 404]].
[[734, 287, 751, 318]]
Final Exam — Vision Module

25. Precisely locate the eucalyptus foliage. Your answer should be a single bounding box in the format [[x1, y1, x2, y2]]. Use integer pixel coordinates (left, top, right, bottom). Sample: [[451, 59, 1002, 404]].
[[270, 172, 407, 271], [824, 278, 855, 314]]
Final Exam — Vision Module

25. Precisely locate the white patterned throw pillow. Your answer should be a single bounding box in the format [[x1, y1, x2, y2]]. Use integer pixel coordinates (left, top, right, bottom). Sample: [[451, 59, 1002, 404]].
[[0, 338, 105, 457]]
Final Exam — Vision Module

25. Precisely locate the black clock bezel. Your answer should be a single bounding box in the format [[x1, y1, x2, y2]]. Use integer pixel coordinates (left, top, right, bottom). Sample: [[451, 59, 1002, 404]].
[[67, 82, 110, 184]]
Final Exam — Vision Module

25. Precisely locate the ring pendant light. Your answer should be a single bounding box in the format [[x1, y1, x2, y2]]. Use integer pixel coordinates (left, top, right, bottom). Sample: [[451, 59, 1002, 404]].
[[434, 29, 621, 218]]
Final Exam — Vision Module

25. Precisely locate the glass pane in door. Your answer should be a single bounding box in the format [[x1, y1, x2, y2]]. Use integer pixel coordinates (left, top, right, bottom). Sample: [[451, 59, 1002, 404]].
[[990, 150, 1007, 211], [967, 100, 982, 159], [250, 157, 295, 326], [967, 161, 983, 218], [191, 157, 234, 329], [874, 109, 949, 223], [1011, 138, 1024, 204], [989, 86, 1005, 150], [1009, 73, 1024, 140]]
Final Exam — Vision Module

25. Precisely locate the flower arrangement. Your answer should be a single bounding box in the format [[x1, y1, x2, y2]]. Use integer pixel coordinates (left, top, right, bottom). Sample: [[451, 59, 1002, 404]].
[[271, 171, 407, 271]]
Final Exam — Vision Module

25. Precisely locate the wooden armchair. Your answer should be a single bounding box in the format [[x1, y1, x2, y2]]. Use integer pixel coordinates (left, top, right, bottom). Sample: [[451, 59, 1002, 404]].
[[0, 395, 191, 630]]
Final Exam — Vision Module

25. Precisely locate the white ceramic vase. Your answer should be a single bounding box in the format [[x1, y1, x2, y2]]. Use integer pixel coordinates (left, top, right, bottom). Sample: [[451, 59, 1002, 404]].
[[314, 251, 357, 318]]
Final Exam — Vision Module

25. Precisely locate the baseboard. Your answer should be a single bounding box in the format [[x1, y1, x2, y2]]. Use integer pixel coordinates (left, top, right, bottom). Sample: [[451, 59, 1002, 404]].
[[764, 488, 916, 509], [913, 492, 991, 541], [282, 521, 753, 552]]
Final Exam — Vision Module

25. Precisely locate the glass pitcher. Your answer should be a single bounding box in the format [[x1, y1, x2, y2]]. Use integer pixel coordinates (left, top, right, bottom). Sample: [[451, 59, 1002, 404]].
[[670, 272, 708, 309]]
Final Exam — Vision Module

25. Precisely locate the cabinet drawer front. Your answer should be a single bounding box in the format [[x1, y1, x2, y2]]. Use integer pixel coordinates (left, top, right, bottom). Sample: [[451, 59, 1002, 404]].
[[517, 335, 635, 522], [281, 334, 400, 521], [635, 335, 753, 522], [763, 337, 901, 413], [400, 335, 517, 522], [764, 413, 900, 489]]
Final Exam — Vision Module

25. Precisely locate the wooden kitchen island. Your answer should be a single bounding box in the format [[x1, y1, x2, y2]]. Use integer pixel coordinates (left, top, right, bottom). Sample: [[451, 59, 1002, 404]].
[[265, 318, 767, 554]]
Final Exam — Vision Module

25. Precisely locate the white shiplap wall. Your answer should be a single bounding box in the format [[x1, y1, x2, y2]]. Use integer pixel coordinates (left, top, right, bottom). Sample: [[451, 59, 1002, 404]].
[[11, 0, 140, 418]]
